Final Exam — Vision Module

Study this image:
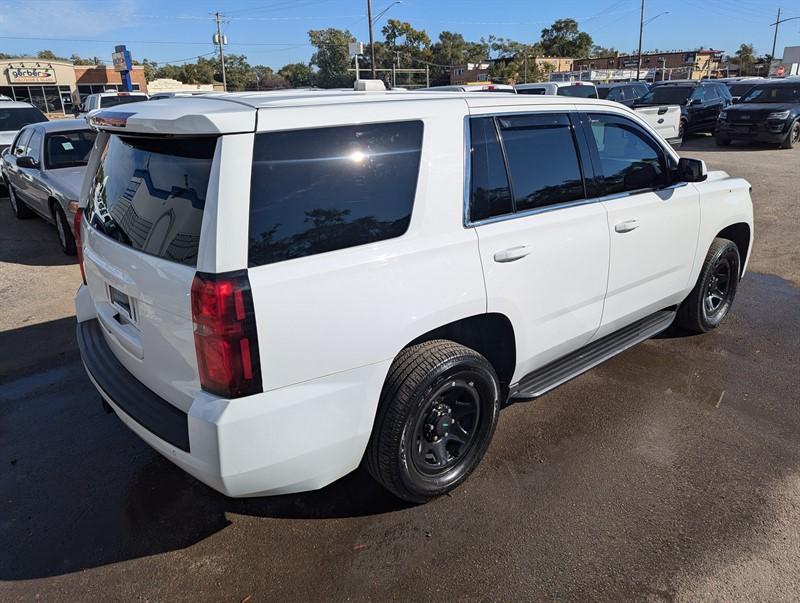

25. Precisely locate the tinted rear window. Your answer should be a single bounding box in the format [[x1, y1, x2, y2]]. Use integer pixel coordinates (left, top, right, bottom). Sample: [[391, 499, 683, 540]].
[[86, 135, 216, 266], [248, 121, 423, 267], [557, 85, 597, 98], [639, 86, 693, 104], [728, 83, 758, 96], [0, 106, 47, 131], [99, 96, 148, 108], [517, 88, 547, 95]]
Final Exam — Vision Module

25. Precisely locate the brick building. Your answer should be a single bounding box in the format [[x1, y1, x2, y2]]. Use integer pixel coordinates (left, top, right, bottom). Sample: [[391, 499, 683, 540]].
[[74, 65, 147, 102], [572, 50, 724, 80]]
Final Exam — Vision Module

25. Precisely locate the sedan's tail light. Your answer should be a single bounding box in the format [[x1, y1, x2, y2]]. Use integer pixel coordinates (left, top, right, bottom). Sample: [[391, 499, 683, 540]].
[[74, 208, 86, 285], [191, 271, 262, 398]]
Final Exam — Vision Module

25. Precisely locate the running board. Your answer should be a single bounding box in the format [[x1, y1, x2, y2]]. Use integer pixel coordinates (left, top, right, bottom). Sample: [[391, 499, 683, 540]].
[[509, 309, 676, 401]]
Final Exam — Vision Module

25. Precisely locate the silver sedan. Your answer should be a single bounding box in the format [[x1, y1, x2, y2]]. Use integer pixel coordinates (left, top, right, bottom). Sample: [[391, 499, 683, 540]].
[[1, 119, 96, 255]]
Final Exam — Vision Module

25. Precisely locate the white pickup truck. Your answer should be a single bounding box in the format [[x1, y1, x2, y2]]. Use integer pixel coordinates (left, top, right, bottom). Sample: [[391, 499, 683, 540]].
[[634, 104, 682, 146], [75, 88, 752, 503]]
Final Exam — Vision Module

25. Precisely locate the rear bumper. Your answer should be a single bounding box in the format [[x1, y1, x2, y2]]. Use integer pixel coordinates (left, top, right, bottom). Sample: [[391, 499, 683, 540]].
[[76, 305, 390, 497]]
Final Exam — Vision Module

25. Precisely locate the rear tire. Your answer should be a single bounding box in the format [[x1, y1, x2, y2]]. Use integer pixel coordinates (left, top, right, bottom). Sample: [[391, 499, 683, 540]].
[[366, 340, 501, 503], [53, 204, 76, 255], [676, 238, 741, 333], [780, 119, 799, 149], [8, 184, 33, 219]]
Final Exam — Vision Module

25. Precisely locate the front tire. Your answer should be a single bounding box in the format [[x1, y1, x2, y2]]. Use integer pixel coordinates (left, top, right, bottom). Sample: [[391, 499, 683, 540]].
[[366, 340, 501, 503], [676, 238, 741, 333], [780, 119, 799, 149], [53, 204, 77, 255], [8, 183, 33, 219]]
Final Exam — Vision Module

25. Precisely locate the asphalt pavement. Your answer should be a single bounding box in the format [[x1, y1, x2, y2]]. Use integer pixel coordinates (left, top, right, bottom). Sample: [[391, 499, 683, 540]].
[[1, 135, 798, 601]]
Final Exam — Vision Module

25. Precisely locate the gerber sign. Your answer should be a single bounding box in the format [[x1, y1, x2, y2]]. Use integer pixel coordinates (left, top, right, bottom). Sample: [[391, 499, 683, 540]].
[[8, 67, 57, 84]]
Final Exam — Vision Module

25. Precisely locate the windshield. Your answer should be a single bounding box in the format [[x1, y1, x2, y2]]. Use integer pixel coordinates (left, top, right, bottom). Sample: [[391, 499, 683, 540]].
[[728, 83, 758, 97], [740, 85, 800, 104], [99, 95, 147, 108], [0, 106, 47, 131], [557, 85, 597, 98], [45, 129, 97, 169], [86, 134, 217, 266], [638, 86, 693, 104]]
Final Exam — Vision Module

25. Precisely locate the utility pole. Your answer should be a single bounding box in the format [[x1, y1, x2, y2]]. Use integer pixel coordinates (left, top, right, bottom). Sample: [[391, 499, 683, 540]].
[[213, 11, 227, 91], [636, 0, 645, 81], [367, 0, 376, 79], [770, 7, 781, 72]]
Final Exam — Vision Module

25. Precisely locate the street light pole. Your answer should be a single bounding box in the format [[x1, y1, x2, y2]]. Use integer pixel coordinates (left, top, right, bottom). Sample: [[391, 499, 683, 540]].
[[770, 7, 781, 68], [213, 11, 227, 92], [367, 0, 376, 79], [636, 0, 644, 81]]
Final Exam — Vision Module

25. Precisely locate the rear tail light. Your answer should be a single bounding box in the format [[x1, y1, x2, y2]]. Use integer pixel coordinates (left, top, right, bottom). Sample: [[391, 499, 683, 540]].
[[191, 271, 262, 398], [74, 208, 86, 285]]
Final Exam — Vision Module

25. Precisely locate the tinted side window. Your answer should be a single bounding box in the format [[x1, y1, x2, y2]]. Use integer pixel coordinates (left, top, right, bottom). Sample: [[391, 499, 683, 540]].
[[248, 121, 423, 267], [26, 129, 43, 163], [497, 113, 585, 211], [469, 117, 512, 222], [587, 113, 667, 195], [704, 85, 720, 100], [690, 86, 707, 102]]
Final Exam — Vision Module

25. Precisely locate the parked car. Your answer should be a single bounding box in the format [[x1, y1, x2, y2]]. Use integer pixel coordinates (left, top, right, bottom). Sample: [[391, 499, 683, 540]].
[[421, 84, 516, 93], [634, 80, 732, 137], [1, 119, 96, 253], [0, 101, 47, 163], [78, 91, 148, 115], [75, 89, 753, 503], [596, 82, 650, 107], [515, 81, 598, 98], [715, 80, 800, 148]]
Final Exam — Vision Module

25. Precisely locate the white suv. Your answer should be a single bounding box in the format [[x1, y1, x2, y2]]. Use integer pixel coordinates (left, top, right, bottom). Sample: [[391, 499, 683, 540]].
[[75, 88, 753, 503]]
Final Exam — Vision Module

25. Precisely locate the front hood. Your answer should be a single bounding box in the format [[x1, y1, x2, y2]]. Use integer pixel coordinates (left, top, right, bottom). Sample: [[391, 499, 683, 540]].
[[728, 102, 795, 117], [47, 167, 86, 201]]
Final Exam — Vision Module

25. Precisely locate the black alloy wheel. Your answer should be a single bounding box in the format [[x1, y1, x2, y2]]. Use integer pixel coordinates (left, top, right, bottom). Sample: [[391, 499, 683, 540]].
[[703, 253, 733, 321], [781, 120, 800, 149]]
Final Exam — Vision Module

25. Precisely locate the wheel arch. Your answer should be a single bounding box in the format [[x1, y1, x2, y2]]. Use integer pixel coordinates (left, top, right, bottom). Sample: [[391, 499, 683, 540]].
[[404, 312, 517, 401], [716, 222, 750, 278]]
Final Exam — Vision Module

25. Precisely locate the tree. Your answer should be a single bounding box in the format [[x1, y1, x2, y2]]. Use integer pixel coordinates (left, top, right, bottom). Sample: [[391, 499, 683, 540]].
[[69, 53, 102, 66], [247, 65, 289, 90], [485, 37, 543, 84], [539, 19, 593, 58], [279, 62, 314, 87], [309, 28, 355, 88], [734, 43, 755, 76], [37, 49, 62, 60], [429, 31, 489, 84], [589, 45, 618, 58]]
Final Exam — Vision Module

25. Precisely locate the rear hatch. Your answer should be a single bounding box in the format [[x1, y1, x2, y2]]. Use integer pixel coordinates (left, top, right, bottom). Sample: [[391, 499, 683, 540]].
[[82, 132, 219, 411], [634, 105, 681, 141]]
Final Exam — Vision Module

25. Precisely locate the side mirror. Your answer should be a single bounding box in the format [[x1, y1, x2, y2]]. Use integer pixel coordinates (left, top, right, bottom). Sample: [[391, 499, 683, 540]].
[[16, 156, 38, 169], [676, 157, 707, 183], [732, 97, 740, 104]]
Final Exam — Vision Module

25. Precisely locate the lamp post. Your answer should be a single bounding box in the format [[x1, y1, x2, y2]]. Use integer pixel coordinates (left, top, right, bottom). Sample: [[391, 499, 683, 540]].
[[770, 11, 800, 72]]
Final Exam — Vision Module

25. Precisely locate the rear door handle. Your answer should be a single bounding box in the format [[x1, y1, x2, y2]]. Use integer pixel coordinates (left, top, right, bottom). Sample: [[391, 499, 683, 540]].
[[614, 219, 640, 233], [493, 245, 530, 263]]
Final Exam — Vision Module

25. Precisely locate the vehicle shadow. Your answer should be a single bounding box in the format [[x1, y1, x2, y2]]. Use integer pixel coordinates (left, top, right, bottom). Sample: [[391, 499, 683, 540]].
[[0, 318, 409, 581], [679, 136, 782, 153], [0, 194, 77, 267]]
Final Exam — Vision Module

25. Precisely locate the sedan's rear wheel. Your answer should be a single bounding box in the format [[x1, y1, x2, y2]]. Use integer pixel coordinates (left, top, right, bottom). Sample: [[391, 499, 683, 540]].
[[366, 340, 501, 503]]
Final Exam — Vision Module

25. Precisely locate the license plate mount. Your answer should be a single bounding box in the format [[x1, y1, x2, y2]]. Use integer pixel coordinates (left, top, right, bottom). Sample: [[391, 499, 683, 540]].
[[109, 285, 135, 323]]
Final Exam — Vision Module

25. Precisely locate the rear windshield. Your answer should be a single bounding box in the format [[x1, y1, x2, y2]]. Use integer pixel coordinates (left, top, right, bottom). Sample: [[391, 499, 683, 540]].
[[99, 95, 148, 108], [248, 120, 423, 267], [45, 129, 97, 169], [86, 134, 217, 266], [517, 88, 547, 95], [0, 106, 47, 131], [557, 85, 598, 98], [638, 86, 693, 104]]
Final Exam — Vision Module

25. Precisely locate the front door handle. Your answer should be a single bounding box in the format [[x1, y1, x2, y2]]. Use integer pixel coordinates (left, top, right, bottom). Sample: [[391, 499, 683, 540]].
[[493, 245, 530, 263], [614, 219, 640, 233]]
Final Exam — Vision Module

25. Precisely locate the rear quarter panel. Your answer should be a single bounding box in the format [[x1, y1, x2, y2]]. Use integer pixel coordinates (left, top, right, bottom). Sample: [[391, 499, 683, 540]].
[[246, 99, 486, 392]]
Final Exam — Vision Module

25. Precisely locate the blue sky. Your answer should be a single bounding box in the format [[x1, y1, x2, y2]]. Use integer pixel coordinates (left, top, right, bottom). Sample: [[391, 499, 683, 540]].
[[0, 0, 794, 69]]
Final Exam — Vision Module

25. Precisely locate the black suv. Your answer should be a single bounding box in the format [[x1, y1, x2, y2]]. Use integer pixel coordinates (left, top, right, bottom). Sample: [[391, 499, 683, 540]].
[[596, 82, 650, 107], [633, 80, 732, 138], [715, 80, 800, 149]]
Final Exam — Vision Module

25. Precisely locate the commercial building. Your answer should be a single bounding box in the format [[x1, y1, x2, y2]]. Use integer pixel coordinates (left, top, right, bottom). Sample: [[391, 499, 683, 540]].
[[0, 57, 149, 117], [572, 49, 724, 80], [450, 63, 491, 85], [450, 57, 574, 85], [0, 58, 78, 116]]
